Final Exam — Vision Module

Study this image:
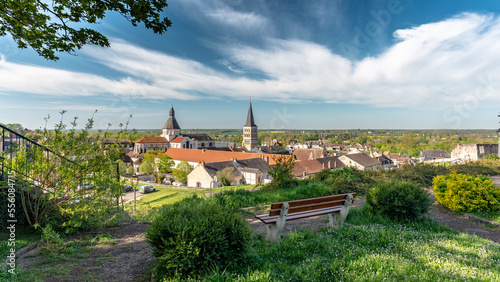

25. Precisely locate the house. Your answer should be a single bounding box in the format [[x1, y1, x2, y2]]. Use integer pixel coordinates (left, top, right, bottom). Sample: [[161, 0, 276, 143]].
[[419, 149, 451, 162], [339, 153, 382, 170], [187, 158, 270, 188], [316, 156, 345, 170], [293, 148, 326, 161], [451, 144, 499, 162], [375, 155, 394, 169], [292, 159, 324, 179]]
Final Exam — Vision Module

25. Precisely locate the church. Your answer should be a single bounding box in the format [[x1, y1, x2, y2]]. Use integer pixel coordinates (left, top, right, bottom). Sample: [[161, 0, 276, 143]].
[[128, 102, 259, 173]]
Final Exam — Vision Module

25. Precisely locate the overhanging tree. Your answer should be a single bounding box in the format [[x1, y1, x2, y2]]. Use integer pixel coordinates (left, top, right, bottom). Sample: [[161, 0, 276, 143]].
[[0, 0, 172, 60]]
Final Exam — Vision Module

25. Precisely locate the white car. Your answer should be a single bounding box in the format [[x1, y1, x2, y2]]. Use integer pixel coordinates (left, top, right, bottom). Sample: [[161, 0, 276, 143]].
[[139, 185, 155, 194], [172, 182, 186, 187]]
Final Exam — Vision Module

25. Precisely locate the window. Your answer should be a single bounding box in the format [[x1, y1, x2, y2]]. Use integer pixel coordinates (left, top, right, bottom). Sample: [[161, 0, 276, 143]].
[[209, 142, 212, 146]]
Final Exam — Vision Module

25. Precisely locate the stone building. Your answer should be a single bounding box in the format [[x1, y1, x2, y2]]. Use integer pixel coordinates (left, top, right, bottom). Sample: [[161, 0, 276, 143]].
[[339, 153, 382, 170], [242, 102, 258, 151], [451, 144, 499, 162]]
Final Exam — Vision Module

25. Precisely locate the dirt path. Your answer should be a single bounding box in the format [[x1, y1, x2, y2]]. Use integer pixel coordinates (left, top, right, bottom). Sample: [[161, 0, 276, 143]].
[[18, 223, 153, 282]]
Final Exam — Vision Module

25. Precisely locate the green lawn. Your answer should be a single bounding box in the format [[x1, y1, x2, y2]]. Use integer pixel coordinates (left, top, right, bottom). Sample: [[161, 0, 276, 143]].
[[201, 207, 500, 281], [122, 182, 254, 220]]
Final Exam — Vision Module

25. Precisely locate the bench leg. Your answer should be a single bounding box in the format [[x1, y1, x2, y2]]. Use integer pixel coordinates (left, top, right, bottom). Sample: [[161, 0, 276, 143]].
[[266, 202, 289, 241], [328, 194, 353, 228]]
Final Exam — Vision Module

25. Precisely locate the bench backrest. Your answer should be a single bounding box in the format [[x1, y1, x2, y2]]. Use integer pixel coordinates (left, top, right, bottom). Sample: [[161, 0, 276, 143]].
[[268, 193, 356, 216]]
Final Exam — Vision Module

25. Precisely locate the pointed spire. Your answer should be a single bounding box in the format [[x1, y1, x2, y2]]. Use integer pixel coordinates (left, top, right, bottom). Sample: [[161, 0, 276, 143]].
[[163, 105, 181, 129], [245, 102, 256, 127]]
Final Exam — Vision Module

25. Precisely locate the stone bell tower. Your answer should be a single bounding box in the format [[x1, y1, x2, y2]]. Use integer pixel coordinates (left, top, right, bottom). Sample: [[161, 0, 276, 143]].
[[242, 102, 258, 151]]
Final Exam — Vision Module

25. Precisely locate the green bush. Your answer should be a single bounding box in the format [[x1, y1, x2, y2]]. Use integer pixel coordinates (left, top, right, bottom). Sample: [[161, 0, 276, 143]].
[[366, 181, 431, 221], [311, 167, 373, 195], [433, 171, 500, 212], [145, 196, 252, 279], [385, 164, 449, 187]]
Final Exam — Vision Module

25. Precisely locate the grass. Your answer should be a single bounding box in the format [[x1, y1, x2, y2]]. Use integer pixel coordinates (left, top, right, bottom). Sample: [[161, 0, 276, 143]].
[[123, 182, 254, 220], [470, 210, 500, 224], [198, 207, 500, 281], [0, 232, 117, 281]]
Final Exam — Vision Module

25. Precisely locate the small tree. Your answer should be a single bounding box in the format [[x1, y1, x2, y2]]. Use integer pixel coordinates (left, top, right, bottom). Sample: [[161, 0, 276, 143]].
[[268, 154, 296, 189], [216, 167, 236, 186], [4, 111, 129, 232], [127, 165, 135, 175], [117, 159, 127, 176], [173, 161, 193, 183], [139, 159, 154, 175]]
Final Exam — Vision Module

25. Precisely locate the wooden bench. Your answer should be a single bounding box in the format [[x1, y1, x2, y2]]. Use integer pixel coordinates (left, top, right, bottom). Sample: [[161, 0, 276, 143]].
[[255, 193, 356, 241]]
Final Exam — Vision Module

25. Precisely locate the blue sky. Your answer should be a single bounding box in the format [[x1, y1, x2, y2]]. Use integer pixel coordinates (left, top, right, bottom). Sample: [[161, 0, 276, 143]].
[[2, 0, 500, 131]]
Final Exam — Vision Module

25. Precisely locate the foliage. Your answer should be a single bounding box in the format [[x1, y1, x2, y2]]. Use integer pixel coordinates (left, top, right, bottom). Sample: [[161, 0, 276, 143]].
[[145, 196, 252, 279], [0, 0, 171, 60], [127, 165, 135, 175], [139, 159, 154, 175], [173, 161, 193, 183], [0, 178, 29, 230], [433, 171, 500, 212], [116, 159, 127, 176], [384, 164, 449, 187], [311, 167, 373, 195], [38, 225, 65, 253], [268, 154, 296, 189], [216, 167, 236, 186], [2, 111, 128, 233], [366, 181, 431, 221], [483, 153, 500, 160]]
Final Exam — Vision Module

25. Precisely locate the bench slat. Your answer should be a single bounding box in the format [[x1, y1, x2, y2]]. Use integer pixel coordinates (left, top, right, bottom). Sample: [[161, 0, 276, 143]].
[[256, 206, 342, 224], [269, 199, 345, 216], [270, 193, 356, 210]]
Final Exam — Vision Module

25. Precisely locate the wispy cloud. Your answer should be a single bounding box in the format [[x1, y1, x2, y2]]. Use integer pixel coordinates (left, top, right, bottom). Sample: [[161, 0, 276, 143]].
[[2, 13, 500, 110]]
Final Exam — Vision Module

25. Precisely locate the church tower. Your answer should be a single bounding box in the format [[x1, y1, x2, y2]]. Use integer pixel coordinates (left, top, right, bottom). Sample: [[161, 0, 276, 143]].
[[161, 105, 181, 141], [242, 102, 258, 151]]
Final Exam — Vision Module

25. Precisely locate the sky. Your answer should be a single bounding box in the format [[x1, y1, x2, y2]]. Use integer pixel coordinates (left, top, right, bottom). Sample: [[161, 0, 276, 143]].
[[2, 0, 500, 131]]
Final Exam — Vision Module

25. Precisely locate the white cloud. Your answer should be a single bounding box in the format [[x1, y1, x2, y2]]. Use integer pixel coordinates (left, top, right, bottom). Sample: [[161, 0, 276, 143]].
[[2, 12, 500, 111]]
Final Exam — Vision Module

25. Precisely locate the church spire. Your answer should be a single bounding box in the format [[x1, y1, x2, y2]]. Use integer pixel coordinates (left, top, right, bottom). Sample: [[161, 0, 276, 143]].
[[163, 105, 181, 130], [245, 102, 257, 127]]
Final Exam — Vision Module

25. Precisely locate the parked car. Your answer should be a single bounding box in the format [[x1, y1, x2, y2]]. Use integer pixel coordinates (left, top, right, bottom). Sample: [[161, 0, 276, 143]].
[[172, 182, 186, 187], [162, 180, 171, 185], [122, 185, 133, 192], [139, 185, 155, 194]]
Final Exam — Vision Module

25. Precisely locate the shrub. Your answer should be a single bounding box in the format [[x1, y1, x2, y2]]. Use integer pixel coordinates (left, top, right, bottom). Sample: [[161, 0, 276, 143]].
[[145, 196, 252, 279], [433, 171, 500, 212], [386, 164, 449, 187], [311, 167, 373, 195], [366, 181, 431, 221]]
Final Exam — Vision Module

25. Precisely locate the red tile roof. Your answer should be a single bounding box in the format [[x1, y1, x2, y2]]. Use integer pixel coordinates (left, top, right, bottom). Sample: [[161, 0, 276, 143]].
[[292, 160, 324, 177], [165, 148, 291, 165], [170, 137, 186, 143], [135, 136, 169, 143]]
